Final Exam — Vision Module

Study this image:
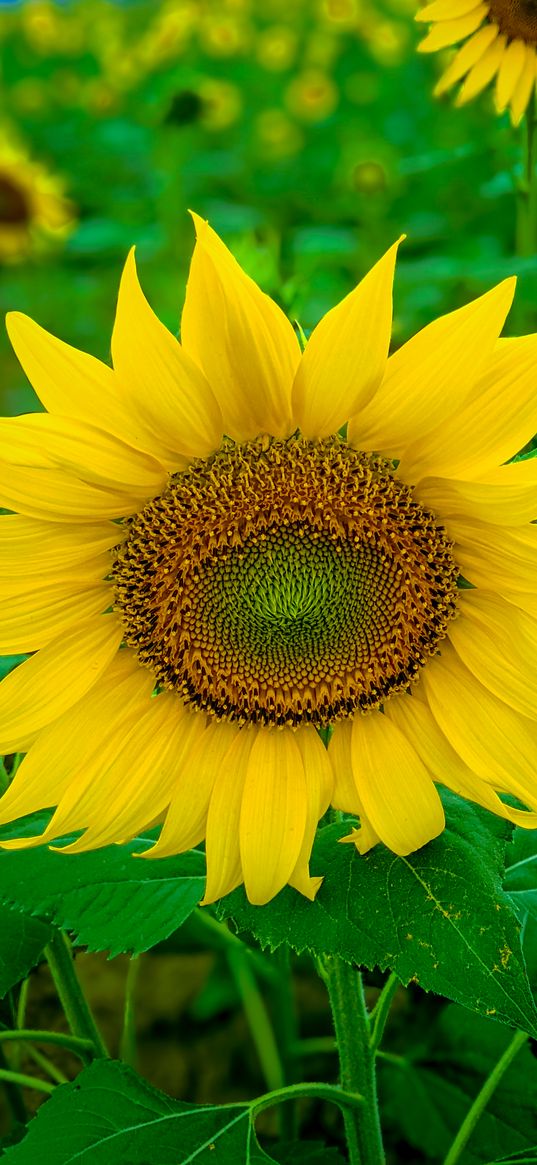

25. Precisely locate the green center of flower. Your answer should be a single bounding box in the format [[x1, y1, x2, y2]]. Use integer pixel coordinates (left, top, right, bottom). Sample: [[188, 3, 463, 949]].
[[111, 435, 460, 727], [488, 0, 537, 42]]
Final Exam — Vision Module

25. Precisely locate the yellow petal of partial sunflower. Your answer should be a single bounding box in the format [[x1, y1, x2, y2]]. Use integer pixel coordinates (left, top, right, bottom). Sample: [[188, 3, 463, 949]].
[[418, 5, 488, 51], [329, 720, 381, 851], [422, 644, 537, 812], [181, 214, 301, 441], [5, 313, 169, 465], [111, 248, 223, 461], [146, 720, 239, 859], [495, 38, 527, 113], [510, 46, 537, 125], [0, 415, 167, 495], [0, 613, 122, 755], [291, 238, 402, 439], [0, 579, 111, 653], [0, 515, 122, 576], [59, 693, 198, 852], [349, 277, 515, 456], [240, 728, 307, 906], [399, 335, 537, 482], [416, 0, 486, 22], [434, 24, 499, 95], [203, 727, 256, 905], [0, 463, 137, 522], [0, 550, 111, 598], [386, 691, 537, 828], [450, 517, 537, 592], [0, 650, 151, 831], [288, 726, 333, 900], [415, 461, 537, 526], [455, 35, 507, 104], [350, 711, 445, 855], [448, 590, 537, 721]]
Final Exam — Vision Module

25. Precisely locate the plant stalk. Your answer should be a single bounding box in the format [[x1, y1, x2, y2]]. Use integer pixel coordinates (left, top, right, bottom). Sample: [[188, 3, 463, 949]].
[[442, 1028, 528, 1165], [44, 932, 108, 1061]]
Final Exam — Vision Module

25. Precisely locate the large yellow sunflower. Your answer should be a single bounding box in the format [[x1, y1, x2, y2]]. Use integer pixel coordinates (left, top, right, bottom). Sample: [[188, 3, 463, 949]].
[[1, 217, 537, 906], [416, 0, 537, 124]]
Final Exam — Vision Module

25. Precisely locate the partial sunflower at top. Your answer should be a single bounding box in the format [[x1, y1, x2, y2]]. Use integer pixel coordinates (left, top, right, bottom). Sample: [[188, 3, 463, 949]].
[[416, 0, 537, 124], [0, 131, 75, 263]]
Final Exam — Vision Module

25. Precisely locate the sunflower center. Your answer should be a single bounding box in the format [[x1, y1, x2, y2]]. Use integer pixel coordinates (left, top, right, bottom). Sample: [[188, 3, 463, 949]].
[[112, 435, 459, 727], [0, 175, 30, 225], [487, 0, 537, 42]]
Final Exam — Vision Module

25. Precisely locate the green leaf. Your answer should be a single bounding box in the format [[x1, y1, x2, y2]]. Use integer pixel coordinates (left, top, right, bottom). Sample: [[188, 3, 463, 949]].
[[379, 1006, 537, 1164], [0, 817, 205, 956], [0, 904, 51, 998], [0, 1060, 276, 1164], [218, 795, 537, 1035], [486, 1153, 537, 1163]]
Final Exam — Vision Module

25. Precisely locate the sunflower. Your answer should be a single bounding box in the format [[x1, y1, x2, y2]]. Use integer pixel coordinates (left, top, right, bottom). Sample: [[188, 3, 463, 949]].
[[0, 133, 75, 263], [416, 0, 537, 124], [1, 218, 537, 907]]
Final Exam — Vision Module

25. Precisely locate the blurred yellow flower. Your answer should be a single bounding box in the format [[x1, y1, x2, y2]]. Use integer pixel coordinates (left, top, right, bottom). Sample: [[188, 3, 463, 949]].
[[256, 25, 298, 71], [198, 13, 250, 57], [285, 69, 339, 121], [198, 78, 243, 130], [255, 109, 304, 157], [0, 135, 75, 263], [417, 0, 537, 124]]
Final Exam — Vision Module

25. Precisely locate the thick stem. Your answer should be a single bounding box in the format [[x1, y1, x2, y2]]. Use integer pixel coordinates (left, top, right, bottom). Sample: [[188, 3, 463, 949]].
[[322, 957, 385, 1165], [442, 1029, 528, 1165], [44, 932, 108, 1061]]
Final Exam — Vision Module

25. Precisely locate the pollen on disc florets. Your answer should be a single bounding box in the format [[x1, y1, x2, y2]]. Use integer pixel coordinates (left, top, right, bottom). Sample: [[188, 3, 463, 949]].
[[487, 0, 537, 42], [111, 435, 460, 728]]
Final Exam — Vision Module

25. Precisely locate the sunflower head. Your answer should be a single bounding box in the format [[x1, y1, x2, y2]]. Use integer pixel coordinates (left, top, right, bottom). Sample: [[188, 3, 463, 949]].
[[0, 132, 75, 263], [1, 214, 537, 907], [416, 0, 537, 124]]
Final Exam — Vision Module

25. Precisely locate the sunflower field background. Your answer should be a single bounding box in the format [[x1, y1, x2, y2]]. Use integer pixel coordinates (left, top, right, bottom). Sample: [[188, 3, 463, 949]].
[[1, 1, 537, 1164]]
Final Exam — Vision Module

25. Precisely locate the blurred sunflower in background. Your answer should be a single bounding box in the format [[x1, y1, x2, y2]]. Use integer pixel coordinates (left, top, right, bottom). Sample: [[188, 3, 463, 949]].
[[0, 130, 75, 262], [1, 219, 537, 907], [417, 0, 537, 124]]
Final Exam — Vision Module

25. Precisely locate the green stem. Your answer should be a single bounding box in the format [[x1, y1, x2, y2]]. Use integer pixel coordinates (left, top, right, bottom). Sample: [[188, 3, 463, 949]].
[[227, 947, 285, 1093], [442, 1029, 528, 1165], [369, 973, 400, 1054], [0, 1029, 94, 1059], [44, 932, 108, 1060], [25, 1045, 68, 1085], [250, 1080, 364, 1118], [516, 95, 537, 257], [0, 1067, 55, 1095], [322, 957, 385, 1165], [0, 1044, 26, 1125], [120, 956, 140, 1068]]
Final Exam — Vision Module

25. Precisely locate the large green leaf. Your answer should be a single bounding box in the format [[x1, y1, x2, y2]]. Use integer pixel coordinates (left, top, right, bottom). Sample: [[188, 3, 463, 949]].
[[0, 904, 51, 998], [218, 795, 537, 1034], [0, 1060, 275, 1163], [0, 817, 205, 956]]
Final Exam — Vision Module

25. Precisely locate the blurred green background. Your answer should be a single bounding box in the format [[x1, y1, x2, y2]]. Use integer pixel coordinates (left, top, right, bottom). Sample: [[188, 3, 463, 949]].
[[0, 0, 535, 418]]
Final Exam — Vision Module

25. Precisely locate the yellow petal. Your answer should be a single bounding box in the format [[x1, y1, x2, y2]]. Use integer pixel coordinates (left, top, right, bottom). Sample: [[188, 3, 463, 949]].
[[0, 414, 167, 495], [0, 580, 111, 653], [0, 614, 123, 754], [510, 46, 537, 125], [111, 248, 223, 460], [5, 312, 168, 464], [329, 719, 361, 813], [181, 214, 301, 441], [350, 277, 515, 456], [455, 35, 506, 104], [291, 238, 402, 439], [417, 0, 486, 22], [495, 38, 527, 114], [422, 643, 537, 812], [0, 515, 121, 576], [449, 590, 537, 721], [451, 517, 537, 592], [240, 728, 307, 906], [0, 550, 111, 598], [386, 690, 537, 829], [434, 24, 499, 95], [0, 650, 151, 830], [203, 727, 255, 905], [350, 711, 445, 855], [0, 462, 138, 523], [399, 335, 537, 482], [416, 461, 537, 526], [146, 719, 239, 859], [288, 725, 333, 900], [418, 5, 488, 51]]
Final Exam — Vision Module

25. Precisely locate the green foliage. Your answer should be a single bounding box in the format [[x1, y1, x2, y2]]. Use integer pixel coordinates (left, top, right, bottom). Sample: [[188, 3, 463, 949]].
[[0, 818, 204, 960], [218, 796, 537, 1035], [0, 904, 51, 997], [0, 1060, 275, 1163]]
